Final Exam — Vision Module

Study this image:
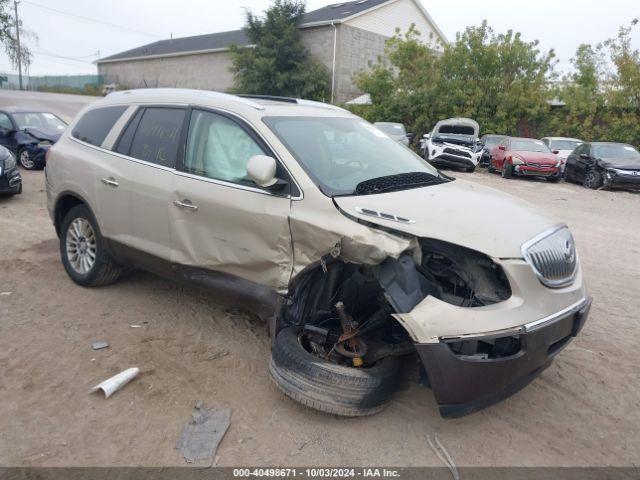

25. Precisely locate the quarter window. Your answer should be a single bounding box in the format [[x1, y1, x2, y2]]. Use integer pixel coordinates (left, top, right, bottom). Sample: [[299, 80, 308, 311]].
[[184, 109, 265, 184], [72, 106, 127, 147], [128, 107, 185, 168]]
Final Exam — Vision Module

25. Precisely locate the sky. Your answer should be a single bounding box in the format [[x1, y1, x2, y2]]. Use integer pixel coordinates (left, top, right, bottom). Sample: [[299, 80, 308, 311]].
[[1, 0, 638, 78]]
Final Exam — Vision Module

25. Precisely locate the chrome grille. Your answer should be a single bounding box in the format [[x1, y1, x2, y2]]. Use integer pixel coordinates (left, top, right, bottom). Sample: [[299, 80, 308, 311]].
[[522, 226, 578, 288]]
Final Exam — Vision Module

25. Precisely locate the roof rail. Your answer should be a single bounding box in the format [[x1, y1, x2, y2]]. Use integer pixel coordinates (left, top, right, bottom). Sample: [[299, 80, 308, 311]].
[[105, 88, 266, 110], [236, 94, 299, 103]]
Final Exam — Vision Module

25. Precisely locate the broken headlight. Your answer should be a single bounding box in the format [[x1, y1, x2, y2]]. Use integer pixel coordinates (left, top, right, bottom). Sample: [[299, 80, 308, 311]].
[[419, 239, 512, 308]]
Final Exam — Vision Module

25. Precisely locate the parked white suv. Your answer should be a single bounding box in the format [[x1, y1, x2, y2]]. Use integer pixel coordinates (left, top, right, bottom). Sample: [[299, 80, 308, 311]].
[[46, 89, 591, 418]]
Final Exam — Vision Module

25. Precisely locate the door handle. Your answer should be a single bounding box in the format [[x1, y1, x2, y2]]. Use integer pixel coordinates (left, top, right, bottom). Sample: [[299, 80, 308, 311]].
[[173, 199, 198, 211], [101, 177, 119, 187]]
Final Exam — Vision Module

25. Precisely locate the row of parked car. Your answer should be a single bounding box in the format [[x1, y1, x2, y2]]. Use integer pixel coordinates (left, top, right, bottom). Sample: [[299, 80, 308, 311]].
[[0, 107, 69, 197], [410, 117, 640, 191]]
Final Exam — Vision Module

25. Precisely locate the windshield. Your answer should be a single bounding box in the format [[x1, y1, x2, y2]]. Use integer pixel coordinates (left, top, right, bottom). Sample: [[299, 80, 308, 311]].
[[593, 144, 640, 160], [511, 139, 551, 153], [483, 136, 506, 148], [13, 112, 67, 132], [374, 122, 406, 136], [264, 116, 442, 196], [550, 139, 582, 151]]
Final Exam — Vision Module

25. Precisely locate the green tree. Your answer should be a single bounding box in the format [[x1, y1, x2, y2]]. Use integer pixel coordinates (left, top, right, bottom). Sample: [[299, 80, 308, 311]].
[[0, 0, 34, 72], [353, 21, 555, 138], [229, 0, 330, 101]]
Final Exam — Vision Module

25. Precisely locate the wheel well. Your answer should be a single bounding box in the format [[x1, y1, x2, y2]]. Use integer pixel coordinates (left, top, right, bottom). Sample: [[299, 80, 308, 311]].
[[54, 194, 85, 237]]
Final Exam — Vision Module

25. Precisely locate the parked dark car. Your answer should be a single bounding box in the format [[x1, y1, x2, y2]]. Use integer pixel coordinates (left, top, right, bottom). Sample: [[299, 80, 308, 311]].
[[0, 107, 67, 170], [479, 134, 507, 167], [565, 142, 640, 190], [0, 145, 22, 196]]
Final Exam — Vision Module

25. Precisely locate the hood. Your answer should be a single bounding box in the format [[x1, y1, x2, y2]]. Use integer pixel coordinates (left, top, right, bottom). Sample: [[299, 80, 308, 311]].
[[23, 127, 62, 143], [433, 118, 479, 138], [334, 179, 557, 259], [599, 157, 640, 170], [513, 151, 557, 164]]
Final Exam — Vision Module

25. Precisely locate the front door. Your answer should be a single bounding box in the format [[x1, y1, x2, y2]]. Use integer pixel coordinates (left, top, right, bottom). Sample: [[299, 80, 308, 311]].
[[170, 108, 293, 292]]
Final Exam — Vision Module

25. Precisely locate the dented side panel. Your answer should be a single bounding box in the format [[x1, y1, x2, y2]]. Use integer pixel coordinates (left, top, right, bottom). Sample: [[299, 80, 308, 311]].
[[170, 173, 293, 292], [289, 191, 416, 279]]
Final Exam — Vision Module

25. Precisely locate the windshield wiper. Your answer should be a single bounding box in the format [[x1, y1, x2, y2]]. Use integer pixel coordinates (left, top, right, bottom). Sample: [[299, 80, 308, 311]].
[[354, 172, 449, 196]]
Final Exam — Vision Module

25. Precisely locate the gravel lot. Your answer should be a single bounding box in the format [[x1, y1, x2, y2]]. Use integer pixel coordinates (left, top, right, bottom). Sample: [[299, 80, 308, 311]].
[[1, 169, 639, 468], [0, 93, 639, 467]]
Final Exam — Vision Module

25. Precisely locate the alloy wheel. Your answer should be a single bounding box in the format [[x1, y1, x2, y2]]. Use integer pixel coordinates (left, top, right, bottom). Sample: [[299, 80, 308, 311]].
[[65, 218, 97, 274], [19, 150, 35, 169]]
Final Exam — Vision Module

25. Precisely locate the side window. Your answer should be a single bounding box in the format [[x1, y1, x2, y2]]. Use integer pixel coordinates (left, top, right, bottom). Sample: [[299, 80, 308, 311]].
[[128, 107, 185, 168], [541, 138, 550, 147], [184, 109, 265, 184], [72, 106, 127, 147], [0, 113, 12, 130]]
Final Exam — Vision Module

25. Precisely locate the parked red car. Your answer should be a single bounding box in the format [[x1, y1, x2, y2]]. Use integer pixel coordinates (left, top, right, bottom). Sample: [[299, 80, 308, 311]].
[[488, 137, 562, 182]]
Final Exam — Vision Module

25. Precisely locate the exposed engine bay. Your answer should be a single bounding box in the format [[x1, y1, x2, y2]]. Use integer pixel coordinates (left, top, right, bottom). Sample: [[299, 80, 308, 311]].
[[278, 239, 512, 368]]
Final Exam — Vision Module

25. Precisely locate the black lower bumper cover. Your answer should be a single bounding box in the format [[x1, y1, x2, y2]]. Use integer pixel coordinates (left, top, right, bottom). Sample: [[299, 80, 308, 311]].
[[0, 169, 22, 194], [415, 297, 592, 418], [430, 155, 475, 170]]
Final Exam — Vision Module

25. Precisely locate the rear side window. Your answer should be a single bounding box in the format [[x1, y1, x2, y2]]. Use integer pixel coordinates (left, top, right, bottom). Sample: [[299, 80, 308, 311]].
[[127, 108, 185, 168], [72, 106, 127, 147]]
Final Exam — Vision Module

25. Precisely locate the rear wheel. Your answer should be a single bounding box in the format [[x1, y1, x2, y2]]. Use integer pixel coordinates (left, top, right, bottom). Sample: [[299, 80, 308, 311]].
[[487, 159, 495, 173], [583, 169, 602, 189], [269, 327, 402, 416], [60, 204, 122, 287]]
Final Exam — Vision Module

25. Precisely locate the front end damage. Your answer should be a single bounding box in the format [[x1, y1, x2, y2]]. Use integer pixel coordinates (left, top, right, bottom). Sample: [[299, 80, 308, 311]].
[[274, 210, 590, 418]]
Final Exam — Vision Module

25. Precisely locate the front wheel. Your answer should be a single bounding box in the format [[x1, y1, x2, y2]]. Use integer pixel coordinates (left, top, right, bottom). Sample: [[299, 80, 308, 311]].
[[60, 204, 122, 287], [18, 149, 37, 170], [501, 162, 513, 179], [583, 169, 602, 189], [269, 327, 402, 416]]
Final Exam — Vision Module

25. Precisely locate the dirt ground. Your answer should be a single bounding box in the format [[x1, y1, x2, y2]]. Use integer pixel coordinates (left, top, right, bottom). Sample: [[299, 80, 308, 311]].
[[1, 167, 639, 468]]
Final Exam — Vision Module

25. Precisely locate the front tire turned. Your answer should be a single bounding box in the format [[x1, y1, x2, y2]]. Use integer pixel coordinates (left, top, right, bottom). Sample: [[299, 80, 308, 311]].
[[502, 162, 513, 179], [60, 204, 122, 287], [269, 327, 402, 417], [583, 169, 603, 189]]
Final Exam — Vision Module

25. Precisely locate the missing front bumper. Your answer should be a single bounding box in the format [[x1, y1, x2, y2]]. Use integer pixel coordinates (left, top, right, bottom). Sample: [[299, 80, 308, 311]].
[[415, 297, 592, 418]]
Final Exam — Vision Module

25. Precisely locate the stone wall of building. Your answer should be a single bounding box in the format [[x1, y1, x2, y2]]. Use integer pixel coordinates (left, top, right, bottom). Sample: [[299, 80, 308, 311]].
[[97, 50, 236, 91]]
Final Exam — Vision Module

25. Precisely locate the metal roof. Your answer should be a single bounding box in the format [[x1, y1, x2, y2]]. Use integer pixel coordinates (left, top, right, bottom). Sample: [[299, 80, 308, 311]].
[[98, 0, 396, 64]]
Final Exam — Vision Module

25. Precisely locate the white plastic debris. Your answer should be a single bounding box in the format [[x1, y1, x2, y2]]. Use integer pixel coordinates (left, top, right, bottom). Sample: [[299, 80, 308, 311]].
[[0, 291, 12, 296], [90, 367, 139, 398], [91, 340, 109, 351]]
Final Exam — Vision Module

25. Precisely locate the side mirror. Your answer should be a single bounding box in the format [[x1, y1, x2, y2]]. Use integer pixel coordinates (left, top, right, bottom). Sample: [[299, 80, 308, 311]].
[[498, 145, 506, 151], [579, 153, 590, 160], [552, 149, 560, 155], [423, 134, 430, 140], [406, 133, 415, 141], [247, 155, 278, 188]]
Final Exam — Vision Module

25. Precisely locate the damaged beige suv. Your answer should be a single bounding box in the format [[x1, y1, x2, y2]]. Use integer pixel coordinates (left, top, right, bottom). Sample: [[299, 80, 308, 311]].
[[46, 89, 591, 418]]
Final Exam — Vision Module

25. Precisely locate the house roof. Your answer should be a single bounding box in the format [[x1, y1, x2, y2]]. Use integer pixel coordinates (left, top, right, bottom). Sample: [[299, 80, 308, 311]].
[[98, 0, 442, 64], [299, 0, 392, 26], [99, 29, 251, 63]]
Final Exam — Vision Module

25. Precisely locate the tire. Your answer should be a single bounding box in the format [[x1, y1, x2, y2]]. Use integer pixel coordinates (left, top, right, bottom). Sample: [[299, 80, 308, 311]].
[[487, 159, 495, 173], [269, 327, 402, 416], [59, 204, 122, 287], [18, 148, 37, 170], [502, 162, 513, 179], [465, 165, 476, 173], [583, 169, 602, 189]]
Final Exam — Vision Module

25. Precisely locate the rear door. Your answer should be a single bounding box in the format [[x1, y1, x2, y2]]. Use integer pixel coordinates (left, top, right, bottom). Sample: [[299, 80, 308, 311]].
[[170, 108, 294, 292], [113, 106, 187, 262]]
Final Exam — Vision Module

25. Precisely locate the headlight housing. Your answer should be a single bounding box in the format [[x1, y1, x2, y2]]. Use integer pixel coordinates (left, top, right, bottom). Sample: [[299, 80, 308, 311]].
[[37, 140, 52, 149], [511, 155, 525, 165], [522, 226, 578, 288]]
